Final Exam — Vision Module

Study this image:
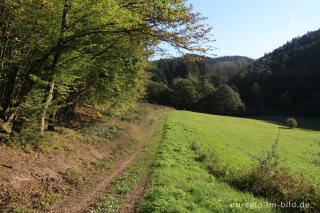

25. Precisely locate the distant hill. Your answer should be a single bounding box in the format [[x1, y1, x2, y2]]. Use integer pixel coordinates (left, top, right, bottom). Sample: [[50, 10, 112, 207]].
[[150, 55, 253, 86], [148, 29, 320, 116], [233, 28, 320, 115]]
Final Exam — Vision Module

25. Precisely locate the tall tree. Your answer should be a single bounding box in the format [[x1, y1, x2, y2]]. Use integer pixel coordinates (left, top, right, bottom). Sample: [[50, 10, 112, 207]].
[[0, 0, 214, 134]]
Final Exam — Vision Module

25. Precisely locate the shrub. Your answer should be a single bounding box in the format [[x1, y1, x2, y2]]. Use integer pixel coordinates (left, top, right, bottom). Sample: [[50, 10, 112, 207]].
[[230, 167, 320, 213], [287, 117, 298, 129], [119, 109, 147, 123], [251, 127, 281, 171], [9, 121, 44, 150]]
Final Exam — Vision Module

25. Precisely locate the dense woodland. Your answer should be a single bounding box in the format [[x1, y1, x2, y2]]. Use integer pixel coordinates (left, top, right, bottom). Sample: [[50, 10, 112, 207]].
[[147, 29, 320, 116], [233, 29, 320, 115], [147, 56, 252, 115], [0, 0, 212, 136]]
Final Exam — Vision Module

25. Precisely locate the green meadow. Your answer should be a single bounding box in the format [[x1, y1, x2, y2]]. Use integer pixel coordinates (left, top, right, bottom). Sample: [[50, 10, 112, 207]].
[[138, 111, 320, 212], [172, 111, 320, 180]]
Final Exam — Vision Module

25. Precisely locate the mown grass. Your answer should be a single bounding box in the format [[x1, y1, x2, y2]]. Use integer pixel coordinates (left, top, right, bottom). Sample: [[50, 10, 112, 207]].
[[170, 111, 320, 181], [138, 115, 280, 213], [89, 114, 169, 213]]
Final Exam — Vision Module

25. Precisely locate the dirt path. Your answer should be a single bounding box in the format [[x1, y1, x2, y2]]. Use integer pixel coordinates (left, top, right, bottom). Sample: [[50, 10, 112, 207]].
[[120, 172, 150, 213], [50, 119, 160, 213]]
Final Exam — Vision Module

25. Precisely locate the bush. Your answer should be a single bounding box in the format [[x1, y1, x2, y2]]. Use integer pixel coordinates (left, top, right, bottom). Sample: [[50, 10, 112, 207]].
[[287, 117, 298, 129], [251, 127, 281, 171], [230, 167, 320, 213], [119, 109, 147, 123], [8, 120, 45, 150]]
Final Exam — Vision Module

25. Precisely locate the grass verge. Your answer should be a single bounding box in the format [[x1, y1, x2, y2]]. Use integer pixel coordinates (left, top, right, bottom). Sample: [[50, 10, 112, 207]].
[[89, 114, 168, 212]]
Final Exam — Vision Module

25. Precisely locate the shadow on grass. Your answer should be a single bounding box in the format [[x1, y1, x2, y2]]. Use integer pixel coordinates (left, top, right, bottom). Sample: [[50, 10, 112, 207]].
[[251, 115, 320, 131]]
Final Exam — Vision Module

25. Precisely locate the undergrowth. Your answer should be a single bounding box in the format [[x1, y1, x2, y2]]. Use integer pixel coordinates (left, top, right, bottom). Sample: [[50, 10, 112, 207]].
[[192, 140, 320, 213], [79, 123, 125, 142]]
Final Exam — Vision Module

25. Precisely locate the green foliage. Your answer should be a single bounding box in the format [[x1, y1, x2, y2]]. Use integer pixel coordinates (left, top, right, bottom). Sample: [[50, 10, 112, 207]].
[[251, 127, 281, 171], [0, 0, 213, 137], [147, 82, 173, 106], [233, 29, 320, 115], [287, 117, 298, 129], [149, 55, 253, 86], [172, 77, 201, 110], [211, 85, 245, 115], [147, 56, 249, 115], [147, 55, 247, 115], [198, 84, 245, 115]]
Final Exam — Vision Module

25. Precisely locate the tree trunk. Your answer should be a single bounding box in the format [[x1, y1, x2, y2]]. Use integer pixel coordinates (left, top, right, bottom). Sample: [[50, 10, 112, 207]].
[[2, 112, 15, 133], [40, 76, 55, 135], [39, 0, 69, 134]]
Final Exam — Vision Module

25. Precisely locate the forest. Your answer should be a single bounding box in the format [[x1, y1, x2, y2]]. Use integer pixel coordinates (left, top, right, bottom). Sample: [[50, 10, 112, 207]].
[[147, 29, 320, 116], [0, 0, 212, 136]]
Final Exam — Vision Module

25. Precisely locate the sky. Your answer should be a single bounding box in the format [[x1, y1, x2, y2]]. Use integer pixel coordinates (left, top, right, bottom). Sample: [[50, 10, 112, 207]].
[[157, 0, 320, 60]]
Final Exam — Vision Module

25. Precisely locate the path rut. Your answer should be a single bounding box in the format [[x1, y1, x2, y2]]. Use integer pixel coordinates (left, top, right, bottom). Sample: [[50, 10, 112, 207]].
[[50, 119, 160, 213]]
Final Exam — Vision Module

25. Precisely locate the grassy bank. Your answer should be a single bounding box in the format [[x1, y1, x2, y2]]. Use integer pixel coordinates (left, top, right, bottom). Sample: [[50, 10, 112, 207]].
[[0, 103, 171, 212], [89, 113, 169, 213]]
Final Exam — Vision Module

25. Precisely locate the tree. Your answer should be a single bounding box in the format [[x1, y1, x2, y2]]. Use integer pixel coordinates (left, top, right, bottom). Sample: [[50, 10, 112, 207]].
[[202, 85, 245, 115], [172, 78, 200, 110], [286, 118, 298, 129], [0, 0, 214, 134], [147, 82, 173, 106]]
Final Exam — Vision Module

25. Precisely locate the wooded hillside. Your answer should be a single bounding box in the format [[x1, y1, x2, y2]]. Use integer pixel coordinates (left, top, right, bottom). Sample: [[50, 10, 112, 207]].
[[147, 29, 320, 116], [233, 28, 320, 115]]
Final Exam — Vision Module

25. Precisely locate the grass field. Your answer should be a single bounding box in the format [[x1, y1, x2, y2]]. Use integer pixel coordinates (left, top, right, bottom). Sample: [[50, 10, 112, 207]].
[[169, 111, 320, 180], [138, 111, 320, 212]]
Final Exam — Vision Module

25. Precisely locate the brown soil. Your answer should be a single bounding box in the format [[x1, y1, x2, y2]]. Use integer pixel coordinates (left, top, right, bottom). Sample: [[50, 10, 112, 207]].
[[120, 172, 150, 213], [0, 107, 111, 210], [0, 104, 170, 212], [50, 120, 160, 213]]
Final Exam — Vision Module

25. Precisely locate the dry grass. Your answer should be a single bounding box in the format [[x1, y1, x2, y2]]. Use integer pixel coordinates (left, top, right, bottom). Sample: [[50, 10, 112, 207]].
[[0, 103, 172, 211]]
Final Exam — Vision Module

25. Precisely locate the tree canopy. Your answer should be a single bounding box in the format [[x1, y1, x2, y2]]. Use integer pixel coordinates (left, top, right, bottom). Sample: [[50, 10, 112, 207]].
[[0, 0, 213, 134]]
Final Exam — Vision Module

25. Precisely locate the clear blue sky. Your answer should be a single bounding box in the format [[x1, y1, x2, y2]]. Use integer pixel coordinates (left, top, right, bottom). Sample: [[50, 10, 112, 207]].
[[158, 0, 320, 59]]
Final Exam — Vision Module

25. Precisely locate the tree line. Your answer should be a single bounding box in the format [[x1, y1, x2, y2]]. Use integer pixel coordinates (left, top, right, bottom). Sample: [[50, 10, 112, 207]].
[[147, 56, 250, 115], [0, 0, 212, 135], [147, 29, 320, 117]]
